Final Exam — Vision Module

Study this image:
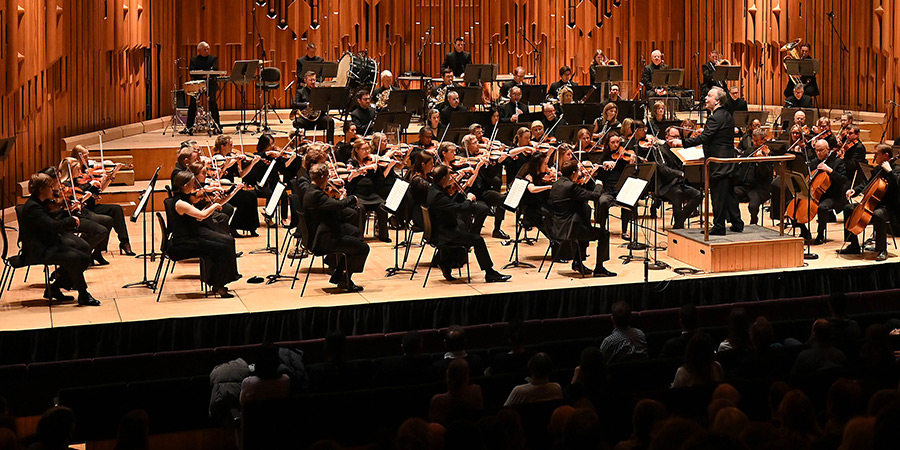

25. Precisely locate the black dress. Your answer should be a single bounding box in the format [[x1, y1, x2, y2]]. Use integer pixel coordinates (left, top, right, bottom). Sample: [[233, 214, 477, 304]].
[[347, 158, 389, 239], [165, 194, 239, 289], [221, 163, 260, 232]]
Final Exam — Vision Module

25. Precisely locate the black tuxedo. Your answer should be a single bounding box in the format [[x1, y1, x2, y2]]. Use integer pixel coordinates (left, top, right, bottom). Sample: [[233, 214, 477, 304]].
[[296, 55, 324, 82], [439, 104, 467, 126], [682, 105, 741, 231], [726, 96, 749, 114], [843, 163, 900, 252], [700, 62, 727, 95], [425, 184, 493, 270], [548, 177, 609, 266], [442, 51, 472, 77], [302, 184, 369, 274], [784, 95, 813, 108], [351, 106, 377, 135], [18, 198, 91, 291], [187, 54, 220, 128]]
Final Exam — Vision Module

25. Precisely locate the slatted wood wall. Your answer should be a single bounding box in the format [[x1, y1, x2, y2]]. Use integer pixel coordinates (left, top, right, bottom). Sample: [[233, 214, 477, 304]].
[[3, 0, 900, 208]]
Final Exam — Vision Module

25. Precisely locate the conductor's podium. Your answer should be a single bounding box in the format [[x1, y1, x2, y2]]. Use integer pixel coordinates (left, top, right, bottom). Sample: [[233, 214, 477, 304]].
[[668, 225, 805, 273]]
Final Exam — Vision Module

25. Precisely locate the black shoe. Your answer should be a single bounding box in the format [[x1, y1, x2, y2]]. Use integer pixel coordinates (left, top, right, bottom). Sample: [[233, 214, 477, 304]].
[[92, 252, 110, 266], [77, 293, 101, 306], [730, 224, 744, 233], [838, 244, 861, 255], [485, 269, 511, 283], [378, 234, 392, 243], [44, 286, 74, 302], [621, 232, 631, 240], [593, 266, 617, 277], [288, 249, 307, 259], [492, 229, 510, 240], [571, 262, 592, 276], [230, 228, 241, 238], [235, 252, 244, 258], [750, 217, 758, 226], [248, 231, 259, 238], [119, 243, 136, 256], [710, 227, 727, 236], [214, 287, 234, 298], [179, 128, 191, 135], [876, 251, 889, 261], [812, 235, 825, 246], [441, 265, 457, 281], [338, 281, 364, 292]]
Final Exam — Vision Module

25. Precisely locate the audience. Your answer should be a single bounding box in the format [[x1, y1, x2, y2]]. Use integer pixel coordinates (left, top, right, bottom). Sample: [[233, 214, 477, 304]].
[[717, 307, 751, 355], [434, 325, 485, 376], [307, 330, 360, 392], [600, 301, 649, 365], [484, 319, 530, 376], [671, 332, 723, 388], [791, 319, 847, 376], [827, 293, 863, 356], [373, 330, 441, 386], [736, 316, 789, 380], [240, 345, 291, 405], [505, 352, 563, 406], [613, 399, 667, 450], [565, 346, 609, 404], [429, 359, 484, 425], [659, 304, 699, 358], [113, 409, 149, 450]]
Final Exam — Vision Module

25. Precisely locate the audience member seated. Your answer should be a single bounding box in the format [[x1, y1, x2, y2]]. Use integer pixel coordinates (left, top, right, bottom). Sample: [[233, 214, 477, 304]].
[[504, 353, 563, 406], [839, 416, 875, 450], [433, 325, 485, 377], [717, 307, 751, 355], [373, 330, 441, 387], [659, 304, 699, 358], [671, 332, 724, 388], [857, 324, 900, 391], [307, 330, 360, 392], [429, 359, 484, 425], [600, 301, 649, 365], [776, 389, 821, 447], [791, 319, 847, 377], [27, 406, 77, 450], [484, 319, 530, 376], [612, 399, 667, 450], [826, 293, 863, 357], [240, 345, 291, 406], [564, 347, 609, 404], [736, 316, 790, 380], [712, 406, 749, 439]]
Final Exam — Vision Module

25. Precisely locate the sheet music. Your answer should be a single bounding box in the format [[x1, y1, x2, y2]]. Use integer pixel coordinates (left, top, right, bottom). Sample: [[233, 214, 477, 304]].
[[259, 159, 278, 187], [384, 179, 409, 213], [264, 182, 285, 218], [503, 178, 529, 211], [679, 146, 705, 161], [616, 177, 648, 208]]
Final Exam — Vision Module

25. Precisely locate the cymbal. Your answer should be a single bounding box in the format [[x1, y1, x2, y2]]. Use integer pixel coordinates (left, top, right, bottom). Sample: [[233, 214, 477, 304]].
[[189, 70, 228, 76]]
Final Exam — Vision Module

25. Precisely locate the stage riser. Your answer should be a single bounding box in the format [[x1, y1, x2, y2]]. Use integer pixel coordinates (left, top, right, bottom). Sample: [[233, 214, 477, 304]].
[[668, 228, 805, 273]]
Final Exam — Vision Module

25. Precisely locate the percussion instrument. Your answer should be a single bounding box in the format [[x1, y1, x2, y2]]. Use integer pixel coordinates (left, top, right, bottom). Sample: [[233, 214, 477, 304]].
[[335, 52, 378, 89], [189, 70, 228, 77], [184, 80, 207, 97]]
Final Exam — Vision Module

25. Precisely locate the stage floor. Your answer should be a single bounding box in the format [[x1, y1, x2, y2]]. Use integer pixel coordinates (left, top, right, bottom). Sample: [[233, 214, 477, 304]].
[[0, 207, 892, 334]]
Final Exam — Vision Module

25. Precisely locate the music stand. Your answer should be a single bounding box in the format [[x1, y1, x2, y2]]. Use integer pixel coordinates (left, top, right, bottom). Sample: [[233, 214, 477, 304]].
[[0, 137, 14, 160], [593, 65, 624, 84], [495, 123, 520, 144], [712, 65, 742, 82], [383, 179, 415, 277], [304, 61, 339, 80], [263, 182, 296, 284], [554, 125, 589, 144], [438, 128, 468, 146], [463, 64, 499, 85], [373, 112, 413, 133], [386, 90, 427, 113], [561, 104, 587, 125], [733, 111, 769, 129], [501, 178, 535, 269], [519, 84, 548, 105], [230, 60, 261, 132], [571, 86, 601, 103], [449, 111, 491, 129], [123, 167, 161, 291], [449, 86, 484, 107], [309, 86, 351, 117], [615, 165, 657, 262], [784, 59, 820, 78], [650, 69, 685, 89], [615, 100, 645, 121], [517, 111, 544, 125]]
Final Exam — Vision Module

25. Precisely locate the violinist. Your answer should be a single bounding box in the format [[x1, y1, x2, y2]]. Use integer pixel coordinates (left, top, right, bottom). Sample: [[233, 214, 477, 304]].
[[424, 108, 446, 139], [737, 119, 763, 152], [292, 71, 336, 144], [303, 163, 370, 292], [439, 91, 467, 126], [500, 66, 528, 100], [596, 132, 634, 238], [462, 134, 509, 239], [500, 86, 527, 123], [187, 161, 238, 236], [505, 127, 535, 191], [347, 139, 392, 242], [786, 125, 811, 157], [58, 158, 115, 265], [667, 87, 743, 236], [426, 165, 511, 283], [371, 132, 405, 193], [172, 143, 200, 185], [540, 104, 567, 139], [40, 166, 110, 260], [656, 128, 702, 229], [549, 160, 616, 277], [295, 144, 329, 194], [548, 66, 578, 102], [734, 128, 775, 226], [516, 153, 555, 234], [406, 152, 436, 228], [530, 121, 548, 144], [167, 171, 240, 298], [810, 117, 838, 150], [335, 122, 358, 164], [648, 101, 668, 139], [19, 173, 100, 306], [67, 149, 134, 256], [437, 142, 490, 235], [840, 125, 867, 183], [483, 107, 502, 139], [593, 102, 620, 140], [838, 113, 854, 143], [839, 144, 899, 261], [350, 91, 377, 136], [213, 134, 262, 237], [782, 108, 811, 138], [244, 134, 297, 224], [410, 127, 438, 160]]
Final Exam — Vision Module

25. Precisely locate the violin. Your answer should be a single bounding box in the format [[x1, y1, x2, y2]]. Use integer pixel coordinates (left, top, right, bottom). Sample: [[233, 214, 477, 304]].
[[611, 147, 643, 164], [838, 138, 858, 159]]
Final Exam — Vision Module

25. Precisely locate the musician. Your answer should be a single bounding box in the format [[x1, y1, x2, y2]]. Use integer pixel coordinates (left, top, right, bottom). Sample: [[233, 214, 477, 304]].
[[558, 87, 575, 105], [737, 119, 763, 154], [296, 43, 324, 82], [370, 132, 404, 192], [70, 146, 134, 256], [840, 125, 868, 186], [303, 163, 369, 292], [213, 134, 262, 236], [39, 166, 110, 262], [641, 50, 668, 97], [595, 132, 634, 238], [439, 91, 467, 126], [171, 142, 200, 185], [187, 161, 239, 236], [647, 101, 668, 139], [602, 84, 622, 106], [411, 127, 437, 158], [726, 86, 749, 113], [733, 128, 775, 226], [785, 83, 813, 108], [347, 139, 392, 242], [668, 87, 743, 235], [427, 165, 511, 282], [500, 87, 528, 123], [540, 104, 566, 138], [57, 158, 114, 265], [656, 127, 703, 229], [292, 71, 336, 144], [783, 43, 820, 98], [803, 139, 848, 244], [839, 144, 899, 261], [589, 49, 609, 88], [838, 113, 855, 142], [530, 121, 548, 144], [782, 111, 811, 142], [441, 37, 472, 78], [549, 66, 578, 101], [700, 50, 727, 97], [350, 91, 377, 136], [436, 142, 490, 234], [424, 108, 443, 136], [516, 153, 554, 234], [461, 134, 509, 239], [811, 117, 839, 150], [244, 134, 297, 223], [593, 102, 621, 140], [372, 70, 395, 111], [430, 68, 458, 110], [20, 173, 100, 306], [550, 160, 616, 277], [406, 152, 436, 228], [500, 67, 528, 100], [505, 127, 535, 191], [335, 122, 357, 163], [183, 42, 220, 135]]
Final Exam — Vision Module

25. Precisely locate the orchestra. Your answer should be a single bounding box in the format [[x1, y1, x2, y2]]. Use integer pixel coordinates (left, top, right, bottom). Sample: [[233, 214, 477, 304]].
[[18, 31, 900, 308]]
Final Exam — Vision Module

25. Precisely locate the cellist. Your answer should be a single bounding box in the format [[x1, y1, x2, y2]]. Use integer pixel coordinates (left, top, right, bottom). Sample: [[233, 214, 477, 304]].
[[839, 144, 899, 261], [805, 139, 848, 245]]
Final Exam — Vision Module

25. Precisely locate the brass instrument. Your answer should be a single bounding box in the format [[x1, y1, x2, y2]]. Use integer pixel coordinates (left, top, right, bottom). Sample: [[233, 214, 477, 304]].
[[428, 85, 449, 109], [375, 88, 391, 109], [781, 38, 803, 85], [604, 59, 618, 66], [718, 59, 731, 66], [290, 82, 323, 122]]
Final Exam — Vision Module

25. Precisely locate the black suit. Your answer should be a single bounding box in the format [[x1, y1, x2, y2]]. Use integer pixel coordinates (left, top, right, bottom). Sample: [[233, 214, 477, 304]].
[[439, 104, 466, 126], [641, 63, 666, 94], [783, 58, 820, 97], [784, 95, 813, 108], [500, 101, 528, 123], [303, 184, 370, 275], [726, 96, 749, 114], [350, 106, 377, 135], [292, 85, 336, 143], [426, 184, 494, 271], [682, 105, 742, 232], [19, 198, 91, 291], [442, 51, 472, 77], [843, 163, 900, 252], [700, 62, 727, 96], [187, 54, 220, 129], [500, 81, 525, 100], [548, 177, 609, 267], [655, 145, 702, 228]]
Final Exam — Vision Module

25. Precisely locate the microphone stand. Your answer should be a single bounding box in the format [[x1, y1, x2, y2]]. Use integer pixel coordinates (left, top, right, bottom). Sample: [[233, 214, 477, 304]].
[[881, 100, 898, 143], [826, 12, 850, 109], [519, 28, 542, 82], [646, 141, 670, 270]]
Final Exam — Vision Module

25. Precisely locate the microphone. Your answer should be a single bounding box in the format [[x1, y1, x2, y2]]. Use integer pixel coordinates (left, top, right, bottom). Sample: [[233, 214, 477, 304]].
[[826, 11, 834, 19]]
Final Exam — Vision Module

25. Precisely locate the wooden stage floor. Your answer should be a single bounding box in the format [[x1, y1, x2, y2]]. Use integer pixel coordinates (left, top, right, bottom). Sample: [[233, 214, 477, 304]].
[[0, 207, 892, 334]]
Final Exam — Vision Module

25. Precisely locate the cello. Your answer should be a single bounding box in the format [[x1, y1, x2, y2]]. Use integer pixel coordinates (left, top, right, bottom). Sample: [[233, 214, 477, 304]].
[[845, 155, 900, 235], [783, 150, 836, 224]]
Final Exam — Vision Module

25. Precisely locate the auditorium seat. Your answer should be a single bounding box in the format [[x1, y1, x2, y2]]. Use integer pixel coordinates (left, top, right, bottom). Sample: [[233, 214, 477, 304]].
[[153, 348, 217, 379], [91, 353, 154, 384]]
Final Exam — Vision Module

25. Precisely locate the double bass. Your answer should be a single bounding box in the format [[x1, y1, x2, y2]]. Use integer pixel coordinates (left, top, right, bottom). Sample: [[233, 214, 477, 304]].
[[845, 155, 900, 235]]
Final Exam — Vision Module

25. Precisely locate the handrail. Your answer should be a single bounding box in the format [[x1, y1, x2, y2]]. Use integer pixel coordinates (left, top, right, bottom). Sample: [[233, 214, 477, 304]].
[[701, 154, 796, 241]]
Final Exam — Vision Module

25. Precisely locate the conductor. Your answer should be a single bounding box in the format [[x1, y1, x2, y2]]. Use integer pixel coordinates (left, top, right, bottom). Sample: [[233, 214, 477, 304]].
[[667, 87, 742, 235]]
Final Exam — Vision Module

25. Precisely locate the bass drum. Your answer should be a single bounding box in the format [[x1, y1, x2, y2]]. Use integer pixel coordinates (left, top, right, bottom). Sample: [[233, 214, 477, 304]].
[[335, 52, 378, 89]]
